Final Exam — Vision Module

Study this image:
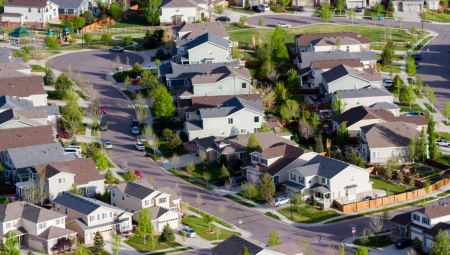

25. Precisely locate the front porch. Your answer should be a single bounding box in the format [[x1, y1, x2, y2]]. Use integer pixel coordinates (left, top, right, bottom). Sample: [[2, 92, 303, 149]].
[[311, 184, 332, 208]]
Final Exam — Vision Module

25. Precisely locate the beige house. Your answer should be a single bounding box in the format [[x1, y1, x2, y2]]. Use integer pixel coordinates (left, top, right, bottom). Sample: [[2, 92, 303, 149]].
[[110, 180, 182, 232], [52, 193, 133, 245], [0, 202, 76, 254], [294, 32, 370, 53], [331, 87, 396, 114]]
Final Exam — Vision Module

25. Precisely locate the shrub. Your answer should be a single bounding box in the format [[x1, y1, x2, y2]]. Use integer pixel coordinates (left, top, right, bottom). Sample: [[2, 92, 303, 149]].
[[131, 62, 142, 77], [124, 35, 133, 46], [159, 223, 175, 242], [155, 49, 166, 60], [312, 199, 318, 206]]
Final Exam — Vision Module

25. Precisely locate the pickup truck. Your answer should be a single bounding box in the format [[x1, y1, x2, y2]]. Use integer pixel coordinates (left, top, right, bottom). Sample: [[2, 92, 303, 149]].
[[436, 139, 450, 147], [131, 76, 141, 85]]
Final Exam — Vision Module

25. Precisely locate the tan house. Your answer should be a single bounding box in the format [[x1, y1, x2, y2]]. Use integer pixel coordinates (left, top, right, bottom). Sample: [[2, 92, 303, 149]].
[[0, 202, 76, 254], [294, 32, 370, 53], [331, 87, 396, 114], [52, 193, 133, 245], [110, 180, 182, 232]]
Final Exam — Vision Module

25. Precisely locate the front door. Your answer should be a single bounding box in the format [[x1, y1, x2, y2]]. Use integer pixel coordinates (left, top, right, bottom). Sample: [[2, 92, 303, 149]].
[[348, 188, 356, 200], [201, 13, 204, 20]]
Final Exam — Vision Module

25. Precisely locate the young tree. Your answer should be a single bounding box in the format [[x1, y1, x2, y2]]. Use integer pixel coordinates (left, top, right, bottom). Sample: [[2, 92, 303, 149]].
[[185, 160, 195, 180], [403, 83, 417, 109], [159, 223, 176, 242], [127, 169, 138, 181], [336, 124, 350, 150], [111, 234, 122, 255], [202, 214, 216, 233], [170, 153, 180, 170], [375, 2, 384, 15], [145, 2, 160, 25], [224, 177, 235, 195], [397, 171, 404, 183], [2, 233, 20, 255], [297, 239, 315, 255], [196, 193, 203, 211], [443, 100, 450, 125], [258, 18, 264, 27], [101, 33, 112, 45], [85, 10, 95, 25], [215, 4, 224, 15], [181, 229, 187, 248], [203, 171, 212, 188], [109, 1, 123, 19], [412, 236, 424, 255], [409, 132, 420, 163], [218, 164, 230, 184], [216, 203, 228, 223], [45, 36, 58, 52], [315, 137, 324, 153], [406, 56, 417, 78], [336, 0, 344, 15], [258, 173, 275, 201], [168, 134, 182, 151], [369, 215, 384, 244], [246, 133, 262, 158], [291, 192, 304, 211], [84, 33, 93, 48], [278, 0, 290, 10], [260, 122, 269, 132], [428, 118, 437, 160], [244, 0, 250, 9], [320, 3, 333, 23], [348, 8, 356, 25], [153, 86, 175, 118], [241, 181, 258, 202], [37, 165, 47, 205], [381, 41, 393, 66], [44, 68, 56, 85], [430, 229, 450, 255], [73, 16, 85, 30], [239, 15, 248, 27], [94, 231, 105, 253], [268, 228, 282, 246]]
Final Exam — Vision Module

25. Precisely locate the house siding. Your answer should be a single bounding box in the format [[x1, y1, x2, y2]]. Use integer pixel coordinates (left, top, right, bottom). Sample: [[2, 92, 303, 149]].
[[0, 121, 35, 129], [324, 75, 381, 94], [187, 42, 229, 64], [333, 119, 385, 137], [192, 76, 250, 97], [160, 7, 198, 24], [368, 147, 409, 164]]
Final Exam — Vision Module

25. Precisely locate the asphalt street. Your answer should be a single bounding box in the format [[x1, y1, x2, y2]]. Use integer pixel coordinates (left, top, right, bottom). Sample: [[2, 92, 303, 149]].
[[50, 16, 450, 253]]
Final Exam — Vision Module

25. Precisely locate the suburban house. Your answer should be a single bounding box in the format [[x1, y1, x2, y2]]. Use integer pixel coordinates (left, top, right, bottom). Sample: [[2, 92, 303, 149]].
[[0, 125, 55, 165], [172, 32, 232, 64], [52, 193, 133, 245], [390, 203, 450, 250], [184, 96, 265, 140], [0, 96, 60, 124], [0, 76, 47, 106], [290, 0, 318, 7], [0, 109, 50, 129], [17, 158, 106, 201], [320, 64, 382, 95], [0, 49, 25, 64], [110, 180, 182, 232], [173, 22, 230, 40], [360, 122, 427, 163], [294, 32, 370, 53], [2, 0, 59, 26], [160, 0, 211, 26], [3, 143, 78, 185], [52, 0, 89, 16], [211, 235, 302, 255], [393, 0, 439, 11], [283, 153, 372, 208], [296, 51, 377, 70], [0, 202, 76, 254], [299, 58, 365, 88], [332, 105, 427, 137], [331, 87, 395, 113], [0, 62, 32, 78], [195, 131, 296, 163]]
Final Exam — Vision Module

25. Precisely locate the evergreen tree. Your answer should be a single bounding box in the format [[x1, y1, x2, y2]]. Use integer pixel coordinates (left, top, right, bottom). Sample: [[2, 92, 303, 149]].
[[218, 164, 230, 184], [286, 68, 299, 89], [44, 68, 56, 85], [267, 228, 282, 246], [55, 73, 72, 100], [276, 43, 289, 62], [308, 146, 314, 151], [94, 231, 105, 253], [315, 138, 324, 153], [244, 0, 250, 9], [412, 236, 424, 255], [85, 10, 95, 25], [154, 86, 175, 118], [104, 169, 115, 183], [258, 173, 275, 201], [159, 223, 175, 242], [143, 29, 157, 49], [168, 134, 182, 150], [381, 40, 393, 66], [335, 148, 343, 160], [260, 122, 269, 132], [219, 154, 228, 168], [387, 0, 395, 12], [430, 229, 450, 255], [246, 133, 262, 157]]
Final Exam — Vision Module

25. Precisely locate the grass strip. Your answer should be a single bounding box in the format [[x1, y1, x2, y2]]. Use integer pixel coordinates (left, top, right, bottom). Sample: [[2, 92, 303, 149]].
[[415, 36, 433, 51], [229, 7, 254, 14], [151, 248, 194, 255], [30, 64, 46, 72], [168, 168, 214, 190], [353, 234, 394, 249], [224, 195, 255, 208], [423, 103, 437, 113], [438, 190, 450, 197], [76, 90, 87, 100], [442, 121, 450, 126], [123, 90, 135, 100], [211, 242, 222, 245], [265, 212, 281, 220], [188, 206, 233, 228], [141, 141, 161, 161], [325, 197, 436, 224]]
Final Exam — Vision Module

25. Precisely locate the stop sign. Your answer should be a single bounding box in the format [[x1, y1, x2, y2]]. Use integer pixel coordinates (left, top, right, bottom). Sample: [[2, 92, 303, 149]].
[[352, 229, 356, 234]]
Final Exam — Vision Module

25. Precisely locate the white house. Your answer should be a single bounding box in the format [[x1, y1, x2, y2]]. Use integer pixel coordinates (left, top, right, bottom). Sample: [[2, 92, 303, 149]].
[[308, 36, 368, 53], [160, 0, 210, 25], [331, 87, 396, 113], [2, 0, 59, 26]]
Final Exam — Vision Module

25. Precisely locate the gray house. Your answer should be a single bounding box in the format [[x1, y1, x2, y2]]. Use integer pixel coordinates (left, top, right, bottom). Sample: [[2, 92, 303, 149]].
[[0, 96, 60, 124], [321, 64, 382, 96], [331, 87, 395, 114], [185, 96, 265, 140], [0, 109, 49, 129], [172, 32, 232, 64], [4, 143, 78, 184]]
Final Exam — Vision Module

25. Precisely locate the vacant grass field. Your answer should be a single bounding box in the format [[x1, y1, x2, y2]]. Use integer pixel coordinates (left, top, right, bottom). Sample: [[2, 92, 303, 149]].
[[278, 205, 340, 223], [109, 16, 149, 28], [228, 24, 413, 45], [182, 216, 241, 241], [370, 177, 413, 195], [423, 11, 450, 23]]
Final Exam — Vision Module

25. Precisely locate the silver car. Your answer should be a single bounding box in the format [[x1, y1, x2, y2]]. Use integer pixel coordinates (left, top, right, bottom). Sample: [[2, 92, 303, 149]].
[[382, 79, 394, 87], [277, 22, 291, 28], [274, 197, 290, 207], [179, 227, 196, 237], [104, 140, 112, 149]]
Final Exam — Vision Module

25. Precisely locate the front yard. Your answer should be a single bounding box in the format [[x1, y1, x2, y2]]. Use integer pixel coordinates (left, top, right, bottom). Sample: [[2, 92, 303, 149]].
[[158, 139, 189, 158], [370, 176, 414, 195], [181, 163, 221, 184], [124, 236, 179, 252], [379, 64, 401, 73], [277, 205, 340, 223], [363, 10, 394, 17], [423, 11, 450, 23], [108, 16, 149, 28], [182, 216, 241, 240], [396, 103, 423, 113]]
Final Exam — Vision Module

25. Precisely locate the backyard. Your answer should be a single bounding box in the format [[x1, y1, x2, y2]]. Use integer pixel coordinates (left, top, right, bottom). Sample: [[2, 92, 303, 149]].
[[108, 16, 149, 28], [370, 176, 414, 195], [181, 216, 241, 241], [379, 64, 401, 73], [277, 205, 340, 223]]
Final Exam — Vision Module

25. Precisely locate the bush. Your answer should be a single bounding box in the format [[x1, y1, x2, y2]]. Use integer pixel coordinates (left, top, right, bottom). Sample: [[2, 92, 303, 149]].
[[179, 131, 188, 142], [124, 35, 133, 46], [196, 20, 202, 23], [131, 62, 142, 77], [312, 199, 317, 206], [155, 49, 166, 60]]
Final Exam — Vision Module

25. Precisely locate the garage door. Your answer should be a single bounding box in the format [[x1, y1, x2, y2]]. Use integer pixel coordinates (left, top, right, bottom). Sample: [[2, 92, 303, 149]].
[[411, 230, 423, 241], [396, 4, 402, 11], [29, 239, 44, 250], [405, 4, 421, 11]]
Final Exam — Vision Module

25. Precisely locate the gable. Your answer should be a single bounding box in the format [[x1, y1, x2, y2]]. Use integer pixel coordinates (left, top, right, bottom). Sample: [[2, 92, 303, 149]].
[[188, 41, 229, 52]]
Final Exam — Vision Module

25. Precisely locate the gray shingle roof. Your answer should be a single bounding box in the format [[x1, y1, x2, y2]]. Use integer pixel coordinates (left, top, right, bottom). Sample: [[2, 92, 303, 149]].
[[50, 0, 83, 9], [0, 96, 59, 115], [296, 154, 350, 179], [360, 121, 421, 149], [298, 51, 377, 69], [189, 66, 251, 84], [199, 97, 263, 119], [0, 48, 12, 63], [37, 226, 76, 240], [115, 179, 156, 200], [310, 183, 331, 193], [0, 109, 47, 126], [72, 218, 124, 231], [211, 235, 265, 255], [310, 36, 362, 47], [0, 201, 65, 223], [336, 87, 393, 99], [322, 64, 382, 83], [53, 192, 126, 216], [0, 62, 30, 78], [185, 120, 203, 131], [176, 33, 229, 52], [160, 0, 197, 8], [370, 102, 400, 110], [283, 180, 306, 191], [163, 62, 239, 80]]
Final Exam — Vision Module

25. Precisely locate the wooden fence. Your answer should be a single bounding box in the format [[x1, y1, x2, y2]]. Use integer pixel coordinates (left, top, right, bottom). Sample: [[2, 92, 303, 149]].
[[370, 42, 409, 46], [79, 25, 173, 34], [58, 14, 86, 21], [263, 102, 331, 110], [0, 187, 16, 195], [224, 1, 237, 6], [426, 158, 450, 170]]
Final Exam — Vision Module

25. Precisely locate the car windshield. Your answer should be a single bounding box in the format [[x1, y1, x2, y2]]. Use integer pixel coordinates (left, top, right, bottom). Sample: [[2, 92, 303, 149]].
[[137, 143, 143, 146], [188, 230, 195, 233], [135, 171, 140, 174], [106, 142, 111, 145]]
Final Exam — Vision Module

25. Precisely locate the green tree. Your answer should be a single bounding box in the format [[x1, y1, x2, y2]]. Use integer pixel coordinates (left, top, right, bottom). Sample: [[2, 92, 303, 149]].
[[45, 36, 58, 52], [244, 0, 250, 9], [416, 75, 423, 92], [354, 248, 368, 255], [412, 236, 424, 255], [239, 15, 247, 27], [276, 43, 289, 62], [381, 40, 393, 66], [336, 124, 350, 149], [85, 10, 95, 25], [246, 133, 262, 158], [335, 148, 343, 160], [375, 2, 384, 15], [258, 18, 264, 27], [94, 231, 105, 253], [128, 170, 138, 181], [215, 4, 224, 15], [101, 33, 112, 45], [55, 73, 73, 100], [385, 168, 393, 180], [218, 164, 230, 184], [242, 181, 258, 201], [291, 192, 304, 210], [409, 176, 416, 187], [132, 62, 143, 77], [409, 132, 420, 163], [275, 81, 290, 102], [403, 83, 417, 109], [2, 232, 20, 255], [145, 2, 160, 25], [143, 29, 157, 49], [73, 16, 85, 30], [168, 134, 182, 150], [443, 100, 450, 125], [286, 68, 299, 89], [333, 91, 345, 116], [202, 214, 216, 233], [84, 33, 93, 48], [339, 244, 345, 255], [154, 86, 175, 117], [348, 8, 356, 25], [397, 171, 404, 183], [406, 56, 417, 78], [411, 25, 417, 35], [268, 228, 282, 246], [315, 138, 324, 153], [320, 3, 333, 23], [430, 229, 450, 255], [159, 223, 176, 242], [111, 234, 122, 255], [336, 0, 344, 15], [242, 246, 252, 255], [110, 1, 123, 19], [44, 68, 56, 85], [428, 118, 437, 159], [278, 0, 290, 10], [162, 128, 173, 139], [260, 122, 269, 132], [135, 208, 154, 244], [258, 173, 275, 201], [387, 0, 394, 13]]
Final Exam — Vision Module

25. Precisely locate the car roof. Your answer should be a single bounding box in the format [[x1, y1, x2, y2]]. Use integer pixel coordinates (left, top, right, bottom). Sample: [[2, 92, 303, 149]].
[[101, 120, 107, 123]]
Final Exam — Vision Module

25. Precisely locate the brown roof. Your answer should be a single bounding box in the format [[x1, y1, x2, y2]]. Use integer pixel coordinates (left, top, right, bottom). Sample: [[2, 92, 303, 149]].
[[248, 144, 308, 175], [0, 109, 47, 126], [310, 36, 363, 47], [0, 201, 65, 223], [0, 76, 45, 97], [5, 0, 50, 7], [149, 206, 171, 220], [185, 94, 262, 112], [423, 222, 450, 237], [34, 158, 105, 186], [266, 242, 303, 255], [173, 22, 229, 40], [360, 122, 421, 148], [415, 204, 450, 219], [295, 32, 370, 47], [178, 98, 192, 108], [115, 179, 156, 200], [0, 13, 23, 16], [322, 64, 382, 83], [333, 106, 427, 127], [211, 235, 265, 255], [0, 62, 31, 78], [37, 226, 76, 240], [0, 125, 55, 151], [311, 58, 364, 70], [390, 212, 412, 226], [176, 87, 194, 98]]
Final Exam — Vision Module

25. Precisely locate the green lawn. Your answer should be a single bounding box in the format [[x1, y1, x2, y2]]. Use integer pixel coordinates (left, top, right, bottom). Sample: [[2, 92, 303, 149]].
[[108, 16, 149, 28], [423, 103, 437, 113], [222, 22, 257, 31], [57, 39, 131, 51], [371, 46, 410, 51], [229, 24, 413, 45], [113, 68, 157, 81], [388, 88, 399, 98], [158, 139, 189, 158], [224, 195, 255, 208], [151, 248, 194, 255], [277, 205, 340, 223], [291, 95, 305, 103], [247, 66, 263, 78], [181, 163, 221, 183], [240, 51, 258, 61], [182, 216, 241, 241], [379, 64, 401, 73], [270, 6, 295, 13], [364, 10, 394, 17], [397, 103, 423, 112], [423, 11, 450, 23], [237, 191, 270, 204], [188, 206, 233, 228], [124, 236, 170, 252], [265, 212, 281, 220], [437, 154, 450, 166], [376, 54, 405, 61], [30, 64, 46, 72], [370, 177, 413, 195], [76, 90, 87, 100], [168, 168, 214, 190], [87, 247, 110, 255], [142, 141, 161, 161], [438, 190, 450, 197], [229, 7, 254, 14], [415, 36, 433, 51], [353, 235, 394, 249], [211, 242, 222, 245], [116, 35, 145, 47], [437, 132, 450, 141]]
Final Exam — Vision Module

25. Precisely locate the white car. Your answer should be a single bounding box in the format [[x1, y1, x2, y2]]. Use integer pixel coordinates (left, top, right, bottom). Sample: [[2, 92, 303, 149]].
[[104, 140, 112, 149], [134, 142, 145, 151], [382, 79, 394, 87], [274, 197, 290, 207], [276, 22, 291, 28], [65, 143, 82, 153], [132, 126, 140, 135], [260, 4, 270, 11]]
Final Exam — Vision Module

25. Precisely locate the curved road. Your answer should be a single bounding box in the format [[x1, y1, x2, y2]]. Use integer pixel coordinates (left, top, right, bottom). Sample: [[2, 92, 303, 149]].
[[50, 16, 449, 254]]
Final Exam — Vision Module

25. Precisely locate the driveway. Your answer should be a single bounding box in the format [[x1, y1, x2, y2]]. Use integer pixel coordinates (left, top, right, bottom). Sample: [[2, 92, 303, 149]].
[[395, 11, 421, 21]]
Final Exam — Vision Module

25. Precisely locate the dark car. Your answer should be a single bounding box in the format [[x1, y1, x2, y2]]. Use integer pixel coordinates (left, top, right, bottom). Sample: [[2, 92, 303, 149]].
[[132, 120, 139, 127], [100, 120, 108, 131], [413, 54, 422, 60], [252, 5, 264, 12], [233, 177, 247, 187], [395, 238, 412, 249], [355, 7, 363, 12], [377, 59, 383, 63], [154, 130, 163, 137], [361, 196, 372, 201], [215, 16, 230, 22], [298, 6, 304, 11], [109, 46, 124, 52]]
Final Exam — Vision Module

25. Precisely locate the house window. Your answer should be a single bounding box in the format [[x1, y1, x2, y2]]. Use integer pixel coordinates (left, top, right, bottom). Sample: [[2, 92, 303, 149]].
[[145, 200, 150, 206], [38, 8, 41, 13], [252, 155, 258, 162], [322, 178, 326, 184], [354, 83, 358, 89], [372, 151, 379, 158], [109, 212, 112, 218], [254, 116, 259, 123], [254, 128, 259, 133], [242, 83, 246, 89], [160, 197, 166, 204], [180, 48, 184, 54], [175, 8, 179, 12], [422, 217, 430, 224], [188, 16, 195, 22], [131, 209, 135, 213], [122, 220, 130, 229], [122, 194, 125, 201], [346, 46, 350, 51], [65, 208, 68, 215], [57, 205, 60, 212], [217, 84, 222, 90], [113, 202, 117, 206], [90, 215, 97, 222], [25, 16, 28, 20], [86, 233, 92, 241], [356, 130, 361, 136], [327, 179, 330, 186], [290, 173, 296, 181], [39, 223, 46, 230], [299, 176, 304, 184], [260, 158, 267, 165], [228, 118, 233, 124], [6, 222, 11, 229], [220, 129, 225, 135], [29, 8, 31, 12], [209, 50, 213, 55], [344, 99, 348, 105], [112, 190, 115, 197], [413, 214, 420, 221], [58, 178, 65, 183], [103, 212, 108, 219], [240, 129, 246, 134], [125, 207, 128, 212], [355, 99, 360, 105], [391, 150, 397, 157], [350, 175, 354, 181], [186, 113, 190, 120], [56, 219, 60, 225]]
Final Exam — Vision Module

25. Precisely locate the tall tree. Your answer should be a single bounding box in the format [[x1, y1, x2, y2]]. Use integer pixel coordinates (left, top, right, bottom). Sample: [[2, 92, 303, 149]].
[[381, 40, 394, 66], [430, 229, 450, 255], [336, 0, 344, 15], [159, 223, 176, 242], [412, 237, 424, 255], [241, 181, 258, 201], [444, 100, 450, 125], [153, 86, 175, 118], [246, 133, 262, 158], [315, 138, 324, 153], [135, 208, 154, 244], [1, 232, 20, 255], [428, 117, 437, 159], [258, 173, 275, 201], [278, 0, 290, 10], [202, 214, 216, 233], [94, 231, 105, 253], [218, 165, 230, 185], [403, 83, 417, 109], [109, 1, 123, 19], [44, 68, 56, 85], [406, 56, 417, 78], [408, 132, 420, 163], [111, 234, 122, 255], [348, 8, 356, 25], [336, 124, 350, 149], [320, 3, 333, 23], [145, 2, 160, 25], [268, 228, 282, 246]]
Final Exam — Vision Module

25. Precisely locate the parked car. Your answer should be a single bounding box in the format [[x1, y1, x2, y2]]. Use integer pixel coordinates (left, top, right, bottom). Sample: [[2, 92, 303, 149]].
[[109, 46, 124, 52], [414, 61, 420, 68], [66, 143, 81, 150], [395, 238, 412, 249], [274, 197, 290, 207], [404, 111, 424, 116], [65, 143, 81, 154], [413, 54, 422, 60], [56, 131, 72, 139], [135, 142, 145, 151], [298, 6, 304, 11], [179, 227, 196, 237], [276, 22, 291, 28], [215, 16, 230, 21], [260, 4, 270, 11], [232, 177, 247, 187], [361, 196, 372, 201], [104, 140, 112, 149], [355, 7, 363, 12], [382, 79, 394, 87], [436, 139, 450, 147], [252, 5, 264, 12], [129, 169, 142, 179], [132, 126, 140, 135], [100, 120, 108, 131], [132, 120, 139, 127], [376, 59, 383, 64], [99, 105, 106, 114], [154, 130, 163, 137], [131, 76, 141, 85], [370, 15, 384, 20]]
